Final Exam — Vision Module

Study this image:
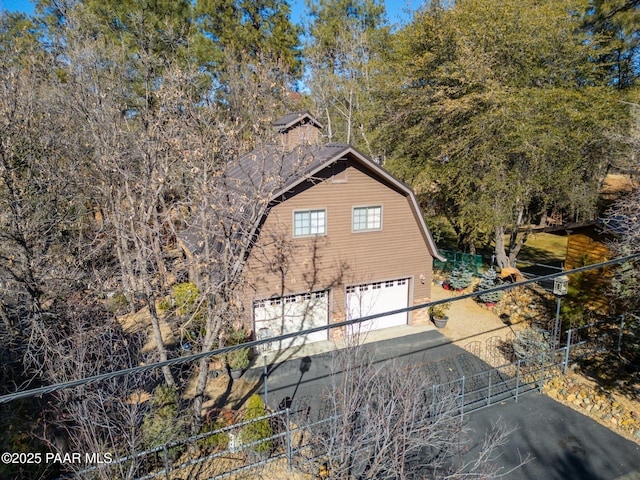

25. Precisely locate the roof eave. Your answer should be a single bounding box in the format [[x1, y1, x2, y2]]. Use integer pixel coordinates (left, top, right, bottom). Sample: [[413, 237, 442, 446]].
[[273, 111, 324, 132]]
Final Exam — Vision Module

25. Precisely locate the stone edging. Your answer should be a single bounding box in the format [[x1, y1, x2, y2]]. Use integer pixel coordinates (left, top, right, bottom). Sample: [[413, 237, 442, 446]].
[[542, 373, 640, 444]]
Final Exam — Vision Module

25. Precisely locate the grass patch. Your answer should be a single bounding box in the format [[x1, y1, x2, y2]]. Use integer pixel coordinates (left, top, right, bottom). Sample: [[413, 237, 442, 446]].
[[519, 233, 567, 264]]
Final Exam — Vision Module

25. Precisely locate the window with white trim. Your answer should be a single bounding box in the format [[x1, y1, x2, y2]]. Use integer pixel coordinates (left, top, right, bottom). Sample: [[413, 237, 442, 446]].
[[353, 206, 382, 232], [293, 209, 326, 237]]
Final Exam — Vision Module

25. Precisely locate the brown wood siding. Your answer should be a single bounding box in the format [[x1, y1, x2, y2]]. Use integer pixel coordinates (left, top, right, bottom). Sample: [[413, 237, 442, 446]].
[[564, 229, 613, 314], [280, 124, 320, 151], [565, 232, 611, 271], [241, 159, 434, 330]]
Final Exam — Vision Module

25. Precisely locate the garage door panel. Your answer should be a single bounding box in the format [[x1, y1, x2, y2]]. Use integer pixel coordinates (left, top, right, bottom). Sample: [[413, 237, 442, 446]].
[[254, 291, 328, 350], [346, 278, 409, 333]]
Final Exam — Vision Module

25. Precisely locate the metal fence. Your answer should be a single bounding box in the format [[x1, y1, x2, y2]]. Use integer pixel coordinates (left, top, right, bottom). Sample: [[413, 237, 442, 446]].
[[433, 249, 485, 275], [71, 321, 611, 480], [465, 333, 516, 367]]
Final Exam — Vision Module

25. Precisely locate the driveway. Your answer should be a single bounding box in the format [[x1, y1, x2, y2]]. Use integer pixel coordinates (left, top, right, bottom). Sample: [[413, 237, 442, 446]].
[[464, 393, 640, 480], [244, 328, 466, 413], [245, 327, 640, 480]]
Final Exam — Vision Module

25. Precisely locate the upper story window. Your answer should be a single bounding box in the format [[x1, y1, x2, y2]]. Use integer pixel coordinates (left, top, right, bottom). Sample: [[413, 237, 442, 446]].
[[353, 206, 382, 232], [294, 209, 326, 237]]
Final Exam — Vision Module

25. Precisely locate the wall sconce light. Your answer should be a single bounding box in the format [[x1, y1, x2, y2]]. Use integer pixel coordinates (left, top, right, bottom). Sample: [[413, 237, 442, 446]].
[[420, 274, 425, 284]]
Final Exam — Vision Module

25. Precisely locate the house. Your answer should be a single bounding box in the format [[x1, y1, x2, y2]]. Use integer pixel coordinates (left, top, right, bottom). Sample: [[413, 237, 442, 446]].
[[180, 112, 444, 350], [560, 220, 615, 314], [550, 174, 637, 314]]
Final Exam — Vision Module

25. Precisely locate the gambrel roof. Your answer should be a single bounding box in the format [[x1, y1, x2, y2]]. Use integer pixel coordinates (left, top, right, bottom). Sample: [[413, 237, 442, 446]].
[[179, 118, 444, 263]]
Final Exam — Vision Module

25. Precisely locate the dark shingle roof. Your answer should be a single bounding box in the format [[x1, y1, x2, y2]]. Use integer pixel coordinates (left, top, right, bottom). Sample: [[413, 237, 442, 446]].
[[178, 143, 350, 258], [272, 111, 324, 131], [179, 141, 444, 262], [224, 143, 349, 195]]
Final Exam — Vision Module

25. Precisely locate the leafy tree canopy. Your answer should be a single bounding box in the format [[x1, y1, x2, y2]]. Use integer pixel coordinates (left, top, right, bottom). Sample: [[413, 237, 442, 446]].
[[584, 0, 640, 87], [194, 0, 302, 80], [372, 0, 629, 266]]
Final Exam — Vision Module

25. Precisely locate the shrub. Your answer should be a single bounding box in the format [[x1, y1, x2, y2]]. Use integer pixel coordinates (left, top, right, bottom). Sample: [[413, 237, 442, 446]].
[[228, 328, 247, 345], [141, 384, 186, 450], [226, 329, 250, 370], [448, 265, 473, 290], [172, 282, 200, 316], [107, 292, 129, 314], [428, 303, 450, 319], [513, 328, 550, 366], [228, 347, 250, 370], [477, 268, 503, 304], [240, 395, 272, 453], [199, 419, 229, 452]]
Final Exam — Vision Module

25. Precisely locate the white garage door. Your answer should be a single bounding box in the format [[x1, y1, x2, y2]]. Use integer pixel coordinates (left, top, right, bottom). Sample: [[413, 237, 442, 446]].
[[253, 290, 329, 350], [346, 278, 409, 333]]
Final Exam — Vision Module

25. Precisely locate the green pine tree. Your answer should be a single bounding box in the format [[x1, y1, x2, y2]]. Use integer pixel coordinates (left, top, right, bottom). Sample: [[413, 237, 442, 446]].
[[371, 0, 628, 263], [477, 268, 503, 304], [194, 0, 301, 79], [448, 265, 473, 290]]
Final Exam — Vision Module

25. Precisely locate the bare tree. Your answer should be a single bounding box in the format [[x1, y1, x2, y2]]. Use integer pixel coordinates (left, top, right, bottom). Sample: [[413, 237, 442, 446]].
[[295, 338, 526, 479], [54, 10, 308, 439], [0, 21, 94, 388], [38, 300, 156, 480], [606, 101, 640, 312], [179, 137, 328, 435], [303, 0, 391, 153], [606, 187, 640, 314]]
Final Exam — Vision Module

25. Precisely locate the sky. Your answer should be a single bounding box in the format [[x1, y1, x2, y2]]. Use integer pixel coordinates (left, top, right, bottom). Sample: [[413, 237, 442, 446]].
[[1, 0, 417, 27]]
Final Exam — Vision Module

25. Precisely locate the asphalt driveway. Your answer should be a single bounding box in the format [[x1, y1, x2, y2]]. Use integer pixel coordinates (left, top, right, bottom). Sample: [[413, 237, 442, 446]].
[[464, 393, 640, 480], [244, 328, 471, 414], [245, 329, 640, 479]]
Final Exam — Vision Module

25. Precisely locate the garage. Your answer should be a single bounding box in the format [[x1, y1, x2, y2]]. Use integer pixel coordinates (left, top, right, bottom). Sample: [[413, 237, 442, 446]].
[[253, 290, 329, 350], [346, 278, 409, 333]]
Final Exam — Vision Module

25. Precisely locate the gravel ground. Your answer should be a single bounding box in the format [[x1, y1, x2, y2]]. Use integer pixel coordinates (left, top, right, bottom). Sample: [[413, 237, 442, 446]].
[[430, 282, 524, 365]]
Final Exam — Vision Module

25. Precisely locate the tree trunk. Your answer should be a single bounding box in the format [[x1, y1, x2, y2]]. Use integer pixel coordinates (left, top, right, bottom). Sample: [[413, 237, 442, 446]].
[[494, 226, 510, 269], [151, 212, 169, 290], [115, 232, 137, 314], [508, 205, 525, 257], [111, 200, 138, 313], [325, 106, 333, 141], [191, 312, 222, 436], [144, 284, 175, 387], [508, 230, 529, 267], [455, 228, 476, 254], [346, 89, 353, 144], [495, 225, 529, 269]]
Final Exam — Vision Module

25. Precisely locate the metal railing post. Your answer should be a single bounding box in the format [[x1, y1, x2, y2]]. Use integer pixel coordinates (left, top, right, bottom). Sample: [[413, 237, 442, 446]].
[[285, 408, 292, 470], [564, 329, 572, 374], [460, 376, 465, 419], [263, 354, 268, 407], [618, 315, 625, 356], [539, 351, 546, 393], [431, 384, 436, 418], [515, 359, 521, 402], [162, 444, 171, 480], [553, 296, 562, 350], [487, 371, 492, 407]]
